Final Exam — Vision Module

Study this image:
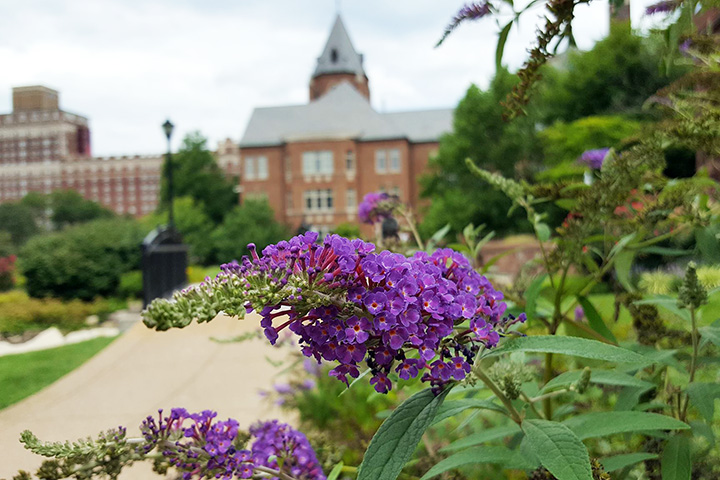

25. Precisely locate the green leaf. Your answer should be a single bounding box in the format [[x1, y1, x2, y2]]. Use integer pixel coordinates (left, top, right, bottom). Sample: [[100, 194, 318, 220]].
[[541, 369, 653, 393], [326, 462, 344, 480], [696, 226, 720, 263], [419, 446, 515, 480], [495, 21, 513, 72], [440, 424, 521, 452], [609, 232, 637, 258], [686, 382, 720, 423], [563, 412, 689, 440], [600, 453, 657, 472], [522, 419, 592, 480], [480, 247, 519, 275], [614, 250, 636, 292], [661, 435, 691, 480], [699, 326, 720, 347], [486, 336, 649, 364], [636, 246, 691, 257], [554, 198, 577, 211], [357, 388, 449, 480], [432, 399, 507, 425], [635, 296, 691, 322], [429, 224, 451, 246], [577, 296, 617, 343], [535, 222, 552, 242], [525, 274, 548, 322]]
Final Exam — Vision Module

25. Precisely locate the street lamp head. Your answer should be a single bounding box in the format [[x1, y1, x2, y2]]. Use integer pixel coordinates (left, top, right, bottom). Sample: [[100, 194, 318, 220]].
[[162, 119, 174, 141]]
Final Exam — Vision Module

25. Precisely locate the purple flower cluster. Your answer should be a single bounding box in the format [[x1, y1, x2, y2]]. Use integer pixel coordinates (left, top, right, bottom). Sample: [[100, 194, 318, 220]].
[[578, 148, 610, 169], [140, 408, 324, 480], [357, 191, 399, 224], [646, 0, 679, 14], [221, 232, 523, 393], [250, 420, 325, 480]]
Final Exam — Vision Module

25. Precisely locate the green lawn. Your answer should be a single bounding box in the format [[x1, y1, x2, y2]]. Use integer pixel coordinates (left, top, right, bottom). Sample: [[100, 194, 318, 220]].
[[0, 336, 116, 410]]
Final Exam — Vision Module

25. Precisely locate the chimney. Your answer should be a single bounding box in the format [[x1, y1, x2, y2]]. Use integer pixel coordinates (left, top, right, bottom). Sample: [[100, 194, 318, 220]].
[[12, 86, 60, 112]]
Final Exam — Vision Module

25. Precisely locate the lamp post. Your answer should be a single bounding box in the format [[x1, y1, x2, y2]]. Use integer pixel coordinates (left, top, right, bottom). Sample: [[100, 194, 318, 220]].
[[162, 119, 175, 229]]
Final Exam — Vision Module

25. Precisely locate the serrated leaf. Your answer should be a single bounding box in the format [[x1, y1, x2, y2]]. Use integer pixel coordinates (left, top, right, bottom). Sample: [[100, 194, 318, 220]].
[[440, 424, 521, 452], [541, 369, 653, 393], [563, 412, 689, 440], [326, 462, 344, 480], [686, 382, 720, 423], [577, 296, 617, 343], [357, 388, 449, 480], [419, 446, 515, 480], [522, 419, 592, 480], [661, 435, 691, 480], [600, 453, 657, 472], [432, 398, 507, 425], [486, 336, 649, 364]]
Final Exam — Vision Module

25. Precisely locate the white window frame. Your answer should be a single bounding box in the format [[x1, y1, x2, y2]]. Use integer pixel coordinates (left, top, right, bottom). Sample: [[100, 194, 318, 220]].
[[303, 189, 334, 213], [389, 149, 401, 173], [244, 156, 256, 180], [375, 150, 387, 173], [302, 151, 334, 176], [256, 156, 269, 180]]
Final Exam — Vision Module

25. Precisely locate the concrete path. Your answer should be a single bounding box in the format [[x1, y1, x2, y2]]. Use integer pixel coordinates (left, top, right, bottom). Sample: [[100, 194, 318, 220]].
[[0, 313, 292, 479]]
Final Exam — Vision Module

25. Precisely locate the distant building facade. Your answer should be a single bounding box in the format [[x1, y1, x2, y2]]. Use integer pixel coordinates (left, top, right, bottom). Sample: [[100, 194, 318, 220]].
[[0, 85, 165, 216], [238, 15, 453, 235]]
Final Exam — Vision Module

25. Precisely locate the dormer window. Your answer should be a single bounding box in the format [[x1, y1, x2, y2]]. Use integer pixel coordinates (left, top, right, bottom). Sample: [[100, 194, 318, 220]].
[[330, 48, 338, 63]]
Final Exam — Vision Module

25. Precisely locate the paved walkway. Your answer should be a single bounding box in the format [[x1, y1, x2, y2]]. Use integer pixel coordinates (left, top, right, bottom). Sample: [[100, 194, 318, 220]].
[[0, 313, 292, 479]]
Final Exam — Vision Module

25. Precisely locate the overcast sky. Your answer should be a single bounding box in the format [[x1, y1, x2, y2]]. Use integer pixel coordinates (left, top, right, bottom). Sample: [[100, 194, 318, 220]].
[[0, 0, 665, 156]]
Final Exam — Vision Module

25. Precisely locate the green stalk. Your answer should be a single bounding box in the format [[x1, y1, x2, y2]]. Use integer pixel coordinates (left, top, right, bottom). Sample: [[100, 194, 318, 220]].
[[474, 367, 523, 425]]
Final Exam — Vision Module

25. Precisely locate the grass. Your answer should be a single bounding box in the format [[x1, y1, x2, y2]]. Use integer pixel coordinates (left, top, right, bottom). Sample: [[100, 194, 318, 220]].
[[0, 336, 117, 410]]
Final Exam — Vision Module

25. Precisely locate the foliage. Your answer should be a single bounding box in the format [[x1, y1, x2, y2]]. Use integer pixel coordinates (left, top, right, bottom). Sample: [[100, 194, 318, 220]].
[[140, 196, 215, 264], [21, 190, 114, 231], [0, 203, 40, 247], [118, 270, 143, 299], [20, 218, 144, 300], [160, 132, 238, 224], [0, 337, 116, 410], [0, 254, 17, 292], [539, 115, 642, 166], [420, 70, 539, 237], [210, 199, 289, 263], [331, 222, 361, 239], [0, 291, 114, 335]]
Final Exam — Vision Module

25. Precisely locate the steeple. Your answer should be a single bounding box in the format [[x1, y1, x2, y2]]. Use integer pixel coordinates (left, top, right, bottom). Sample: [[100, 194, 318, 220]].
[[310, 15, 370, 101]]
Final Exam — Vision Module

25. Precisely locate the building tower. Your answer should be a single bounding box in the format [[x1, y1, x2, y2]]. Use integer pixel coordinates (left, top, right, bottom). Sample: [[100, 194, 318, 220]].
[[309, 15, 370, 101]]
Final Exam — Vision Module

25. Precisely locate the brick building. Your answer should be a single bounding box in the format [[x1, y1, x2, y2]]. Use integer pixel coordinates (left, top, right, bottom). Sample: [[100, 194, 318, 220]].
[[238, 15, 453, 235], [0, 85, 165, 216]]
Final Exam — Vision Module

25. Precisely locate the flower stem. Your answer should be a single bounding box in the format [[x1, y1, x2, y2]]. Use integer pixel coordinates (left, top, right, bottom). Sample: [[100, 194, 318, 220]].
[[473, 367, 523, 425]]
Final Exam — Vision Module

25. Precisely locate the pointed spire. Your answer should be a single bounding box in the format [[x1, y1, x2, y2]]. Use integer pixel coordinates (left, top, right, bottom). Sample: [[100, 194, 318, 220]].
[[313, 15, 365, 78]]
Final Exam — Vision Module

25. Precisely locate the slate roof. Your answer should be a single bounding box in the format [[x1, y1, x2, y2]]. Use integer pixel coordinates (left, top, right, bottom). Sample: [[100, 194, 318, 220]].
[[313, 15, 366, 78], [240, 82, 453, 147]]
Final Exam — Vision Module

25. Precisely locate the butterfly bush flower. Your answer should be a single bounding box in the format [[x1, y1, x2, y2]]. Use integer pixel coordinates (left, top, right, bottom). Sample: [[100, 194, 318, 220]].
[[578, 148, 610, 169], [140, 408, 324, 480], [645, 0, 680, 14], [357, 191, 400, 224], [143, 233, 524, 394], [437, 2, 494, 46]]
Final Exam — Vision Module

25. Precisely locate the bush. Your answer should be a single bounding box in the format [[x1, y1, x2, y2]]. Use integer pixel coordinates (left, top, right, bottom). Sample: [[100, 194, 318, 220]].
[[0, 254, 17, 292], [118, 270, 143, 299], [0, 291, 110, 335], [20, 218, 145, 300]]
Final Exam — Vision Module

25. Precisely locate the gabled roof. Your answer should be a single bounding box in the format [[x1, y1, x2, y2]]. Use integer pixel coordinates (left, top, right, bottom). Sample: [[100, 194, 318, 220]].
[[240, 81, 453, 147], [313, 15, 366, 78]]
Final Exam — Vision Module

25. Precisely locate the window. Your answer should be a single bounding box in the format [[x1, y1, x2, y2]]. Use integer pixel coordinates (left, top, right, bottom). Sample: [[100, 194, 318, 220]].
[[389, 149, 401, 173], [376, 149, 401, 173], [375, 150, 387, 173], [302, 151, 333, 176], [303, 189, 334, 213], [346, 150, 355, 173], [244, 156, 255, 180], [256, 156, 269, 180], [346, 188, 357, 210]]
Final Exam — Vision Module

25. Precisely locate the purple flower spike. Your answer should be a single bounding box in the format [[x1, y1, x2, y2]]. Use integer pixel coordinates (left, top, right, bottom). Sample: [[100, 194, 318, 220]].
[[646, 0, 679, 15], [578, 148, 610, 169]]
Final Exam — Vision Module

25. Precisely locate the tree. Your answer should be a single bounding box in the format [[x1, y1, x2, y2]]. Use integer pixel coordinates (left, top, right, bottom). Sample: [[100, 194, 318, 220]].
[[140, 196, 215, 264], [0, 203, 40, 246], [210, 199, 289, 263], [420, 70, 540, 237], [161, 132, 237, 224], [20, 190, 114, 231], [20, 218, 144, 300], [538, 27, 686, 123]]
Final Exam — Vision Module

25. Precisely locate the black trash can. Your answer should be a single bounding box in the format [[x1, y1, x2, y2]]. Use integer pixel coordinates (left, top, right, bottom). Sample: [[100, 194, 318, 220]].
[[141, 226, 188, 307]]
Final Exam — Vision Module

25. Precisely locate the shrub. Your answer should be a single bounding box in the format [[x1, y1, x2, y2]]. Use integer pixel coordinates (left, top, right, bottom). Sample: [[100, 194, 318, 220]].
[[118, 270, 143, 299], [20, 218, 144, 300], [0, 254, 17, 292]]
